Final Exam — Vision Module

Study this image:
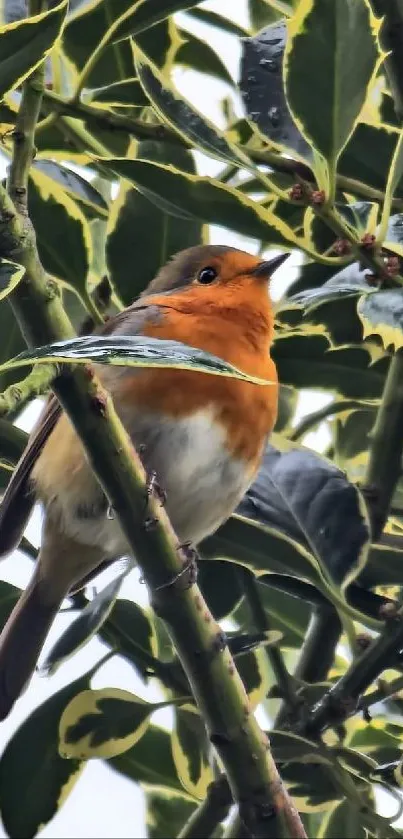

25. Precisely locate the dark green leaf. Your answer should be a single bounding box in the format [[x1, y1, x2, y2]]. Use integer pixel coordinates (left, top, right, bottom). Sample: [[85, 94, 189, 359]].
[[0, 418, 28, 481], [134, 49, 246, 167], [176, 28, 233, 85], [184, 8, 249, 37], [272, 334, 389, 399], [63, 0, 135, 86], [145, 788, 196, 839], [0, 300, 27, 394], [197, 560, 245, 620], [111, 0, 203, 43], [240, 20, 311, 159], [99, 598, 158, 679], [28, 167, 91, 295], [357, 288, 403, 350], [40, 571, 127, 676], [236, 441, 370, 589], [0, 260, 25, 302], [288, 274, 373, 311], [339, 122, 402, 197], [284, 0, 381, 168], [101, 157, 296, 246], [33, 160, 109, 219], [106, 141, 202, 305], [319, 799, 367, 838], [0, 0, 67, 99], [172, 708, 212, 799], [110, 724, 182, 790], [0, 671, 89, 838], [84, 78, 148, 108], [3, 334, 273, 386]]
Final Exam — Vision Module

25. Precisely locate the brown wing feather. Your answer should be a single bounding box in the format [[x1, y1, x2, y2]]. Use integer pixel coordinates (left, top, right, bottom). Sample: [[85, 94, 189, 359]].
[[0, 300, 171, 560]]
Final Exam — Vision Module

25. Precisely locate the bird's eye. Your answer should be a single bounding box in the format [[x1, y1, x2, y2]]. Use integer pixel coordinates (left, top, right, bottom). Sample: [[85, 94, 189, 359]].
[[197, 266, 218, 285]]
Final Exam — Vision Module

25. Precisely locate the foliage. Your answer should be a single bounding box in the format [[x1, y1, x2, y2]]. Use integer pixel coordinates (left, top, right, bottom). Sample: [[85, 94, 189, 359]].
[[1, 0, 403, 837]]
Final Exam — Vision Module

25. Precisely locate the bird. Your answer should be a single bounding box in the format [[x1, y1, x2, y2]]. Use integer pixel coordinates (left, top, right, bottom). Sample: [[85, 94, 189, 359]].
[[0, 244, 287, 719]]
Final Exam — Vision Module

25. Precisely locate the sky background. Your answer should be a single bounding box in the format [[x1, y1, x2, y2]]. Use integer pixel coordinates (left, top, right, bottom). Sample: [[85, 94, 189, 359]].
[[0, 1, 335, 836]]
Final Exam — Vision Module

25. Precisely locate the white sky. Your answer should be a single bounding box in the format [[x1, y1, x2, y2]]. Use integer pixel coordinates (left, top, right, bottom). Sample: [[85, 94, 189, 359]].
[[0, 1, 334, 837]]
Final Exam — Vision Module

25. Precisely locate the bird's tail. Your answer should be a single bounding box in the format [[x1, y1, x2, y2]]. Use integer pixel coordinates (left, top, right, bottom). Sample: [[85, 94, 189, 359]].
[[0, 565, 66, 720]]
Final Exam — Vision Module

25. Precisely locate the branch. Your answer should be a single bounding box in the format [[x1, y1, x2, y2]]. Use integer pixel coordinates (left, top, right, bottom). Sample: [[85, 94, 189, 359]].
[[1, 29, 306, 839], [0, 364, 54, 418], [289, 399, 376, 442], [243, 573, 302, 722], [39, 89, 403, 211], [178, 776, 232, 839]]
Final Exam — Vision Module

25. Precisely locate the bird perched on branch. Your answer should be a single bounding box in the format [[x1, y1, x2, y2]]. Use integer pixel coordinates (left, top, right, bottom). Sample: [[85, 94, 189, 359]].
[[0, 244, 286, 718]]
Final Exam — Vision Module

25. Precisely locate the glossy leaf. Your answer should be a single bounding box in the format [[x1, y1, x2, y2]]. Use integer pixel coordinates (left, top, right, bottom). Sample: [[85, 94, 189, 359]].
[[28, 165, 92, 296], [288, 278, 373, 312], [133, 44, 249, 168], [171, 707, 212, 800], [2, 334, 274, 386], [0, 0, 67, 99], [0, 671, 89, 838], [106, 141, 203, 305], [33, 160, 109, 220], [236, 441, 370, 590], [378, 130, 403, 241], [358, 289, 403, 350], [0, 420, 28, 490], [59, 688, 157, 759], [339, 122, 403, 197], [109, 0, 203, 44], [101, 157, 299, 247], [284, 0, 382, 180], [240, 19, 311, 159], [40, 571, 128, 676]]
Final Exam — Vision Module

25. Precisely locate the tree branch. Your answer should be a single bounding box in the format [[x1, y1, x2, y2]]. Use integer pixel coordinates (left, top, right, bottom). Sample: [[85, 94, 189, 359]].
[[39, 89, 403, 211], [178, 776, 233, 839]]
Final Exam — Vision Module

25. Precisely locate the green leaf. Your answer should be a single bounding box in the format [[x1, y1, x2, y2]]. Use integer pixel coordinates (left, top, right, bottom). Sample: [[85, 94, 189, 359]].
[[0, 259, 25, 302], [378, 130, 403, 241], [84, 77, 148, 108], [146, 788, 197, 839], [185, 8, 249, 38], [0, 419, 28, 490], [110, 724, 183, 791], [40, 571, 128, 676], [176, 28, 233, 85], [272, 334, 389, 399], [106, 141, 203, 305], [284, 0, 383, 190], [28, 165, 92, 296], [236, 441, 370, 591], [340, 122, 403, 197], [0, 671, 89, 838], [318, 799, 367, 838], [0, 0, 67, 99], [99, 598, 158, 679], [2, 334, 275, 386], [33, 160, 109, 220], [133, 44, 248, 168], [240, 20, 311, 160], [100, 157, 299, 248], [289, 277, 373, 312], [62, 0, 135, 87], [59, 688, 157, 759], [358, 289, 403, 350], [197, 560, 245, 620], [171, 707, 212, 800], [0, 299, 27, 394], [109, 0, 203, 44]]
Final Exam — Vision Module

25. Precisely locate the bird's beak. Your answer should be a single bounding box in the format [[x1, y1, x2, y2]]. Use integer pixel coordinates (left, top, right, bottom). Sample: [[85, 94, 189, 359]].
[[252, 252, 291, 278]]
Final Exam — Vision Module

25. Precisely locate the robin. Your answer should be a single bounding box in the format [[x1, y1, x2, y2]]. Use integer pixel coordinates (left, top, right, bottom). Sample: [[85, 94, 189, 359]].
[[0, 244, 286, 719]]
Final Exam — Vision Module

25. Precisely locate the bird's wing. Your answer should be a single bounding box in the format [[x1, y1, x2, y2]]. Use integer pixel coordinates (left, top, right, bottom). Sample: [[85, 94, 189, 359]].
[[0, 302, 170, 559]]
